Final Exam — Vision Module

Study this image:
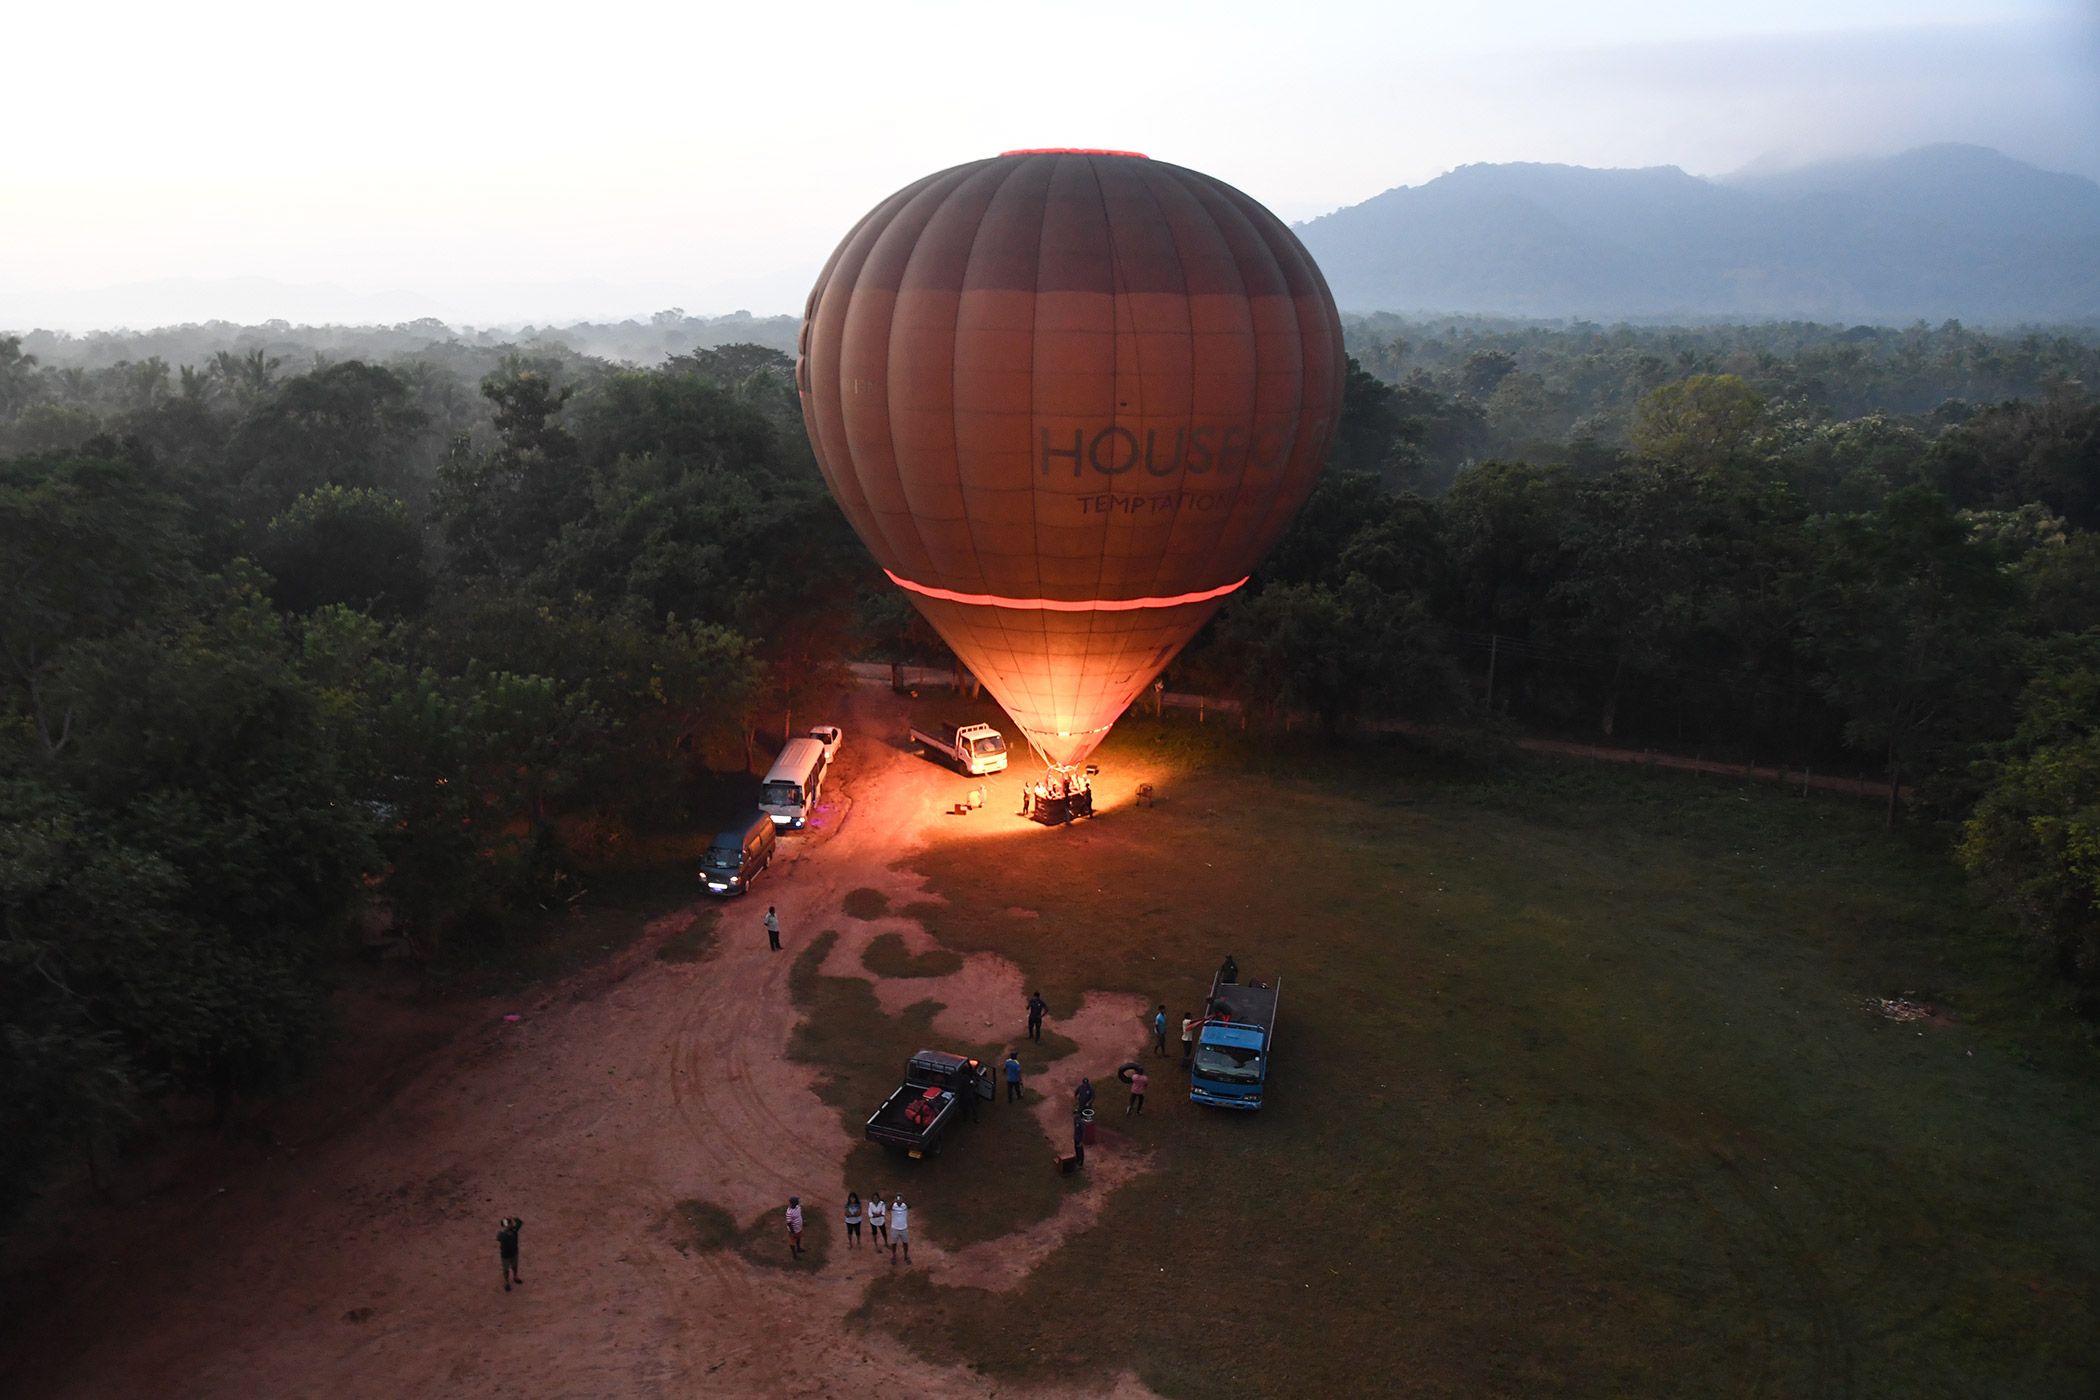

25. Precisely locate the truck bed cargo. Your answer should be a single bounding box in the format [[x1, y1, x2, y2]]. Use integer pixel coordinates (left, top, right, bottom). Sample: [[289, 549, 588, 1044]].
[[1208, 979, 1278, 1029], [865, 1049, 994, 1156]]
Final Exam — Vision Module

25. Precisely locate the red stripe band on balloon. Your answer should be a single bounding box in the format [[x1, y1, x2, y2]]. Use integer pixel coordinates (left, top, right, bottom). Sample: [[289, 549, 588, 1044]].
[[999, 148, 1149, 159], [883, 570, 1247, 613]]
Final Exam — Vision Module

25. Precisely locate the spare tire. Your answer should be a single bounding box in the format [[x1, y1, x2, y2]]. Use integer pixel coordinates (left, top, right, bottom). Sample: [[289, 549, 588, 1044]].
[[1116, 1061, 1144, 1084]]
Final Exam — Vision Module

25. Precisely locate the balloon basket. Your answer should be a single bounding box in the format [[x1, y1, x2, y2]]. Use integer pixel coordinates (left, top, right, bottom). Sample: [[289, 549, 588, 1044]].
[[1019, 766, 1095, 826]]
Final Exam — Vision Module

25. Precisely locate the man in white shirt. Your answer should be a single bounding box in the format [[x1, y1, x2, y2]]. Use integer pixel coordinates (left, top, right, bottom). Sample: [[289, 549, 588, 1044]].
[[889, 1195, 911, 1263], [866, 1195, 887, 1247], [785, 1196, 804, 1259]]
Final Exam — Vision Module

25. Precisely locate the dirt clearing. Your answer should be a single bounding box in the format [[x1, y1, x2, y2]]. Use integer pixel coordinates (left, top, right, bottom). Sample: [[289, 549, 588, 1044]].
[[0, 682, 1159, 1399]]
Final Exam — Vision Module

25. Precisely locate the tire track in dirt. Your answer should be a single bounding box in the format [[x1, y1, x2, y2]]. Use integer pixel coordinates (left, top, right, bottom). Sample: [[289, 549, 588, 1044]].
[[1683, 1142, 1863, 1400]]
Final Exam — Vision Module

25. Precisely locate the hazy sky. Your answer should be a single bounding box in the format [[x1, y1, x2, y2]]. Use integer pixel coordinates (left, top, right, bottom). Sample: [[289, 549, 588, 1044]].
[[4, 0, 2095, 329]]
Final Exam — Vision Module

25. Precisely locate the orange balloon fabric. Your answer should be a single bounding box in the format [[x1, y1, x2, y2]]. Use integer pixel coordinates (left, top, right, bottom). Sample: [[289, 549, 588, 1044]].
[[799, 150, 1343, 768]]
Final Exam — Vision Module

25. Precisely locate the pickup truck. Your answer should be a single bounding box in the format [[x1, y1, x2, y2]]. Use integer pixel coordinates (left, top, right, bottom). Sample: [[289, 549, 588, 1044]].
[[909, 720, 1009, 776], [1190, 970, 1280, 1111], [865, 1049, 995, 1157], [807, 725, 843, 764]]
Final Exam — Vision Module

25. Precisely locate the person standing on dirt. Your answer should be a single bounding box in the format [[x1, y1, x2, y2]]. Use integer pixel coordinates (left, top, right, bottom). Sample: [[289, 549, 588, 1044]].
[[1152, 1004, 1168, 1056], [765, 906, 782, 951], [889, 1195, 911, 1263], [1026, 990, 1047, 1043], [1071, 1109, 1086, 1167], [1219, 953, 1238, 985], [844, 1192, 862, 1249], [867, 1194, 887, 1247], [1127, 1066, 1149, 1115], [1004, 1050, 1023, 1102], [1074, 1076, 1095, 1114], [497, 1216, 524, 1292], [1180, 1010, 1195, 1070], [785, 1197, 805, 1259]]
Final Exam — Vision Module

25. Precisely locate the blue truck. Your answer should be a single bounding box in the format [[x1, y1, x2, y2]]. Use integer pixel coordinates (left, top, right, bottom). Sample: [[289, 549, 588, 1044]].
[[1189, 969, 1280, 1110]]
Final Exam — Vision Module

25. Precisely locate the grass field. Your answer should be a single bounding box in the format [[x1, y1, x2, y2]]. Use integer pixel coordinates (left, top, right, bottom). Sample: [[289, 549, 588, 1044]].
[[654, 905, 721, 963], [666, 1197, 833, 1271], [840, 718, 2100, 1398], [860, 930, 965, 979], [428, 856, 709, 997]]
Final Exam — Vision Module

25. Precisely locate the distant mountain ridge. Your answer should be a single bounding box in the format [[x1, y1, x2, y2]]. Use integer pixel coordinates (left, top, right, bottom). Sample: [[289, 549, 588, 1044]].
[[1294, 145, 2100, 324]]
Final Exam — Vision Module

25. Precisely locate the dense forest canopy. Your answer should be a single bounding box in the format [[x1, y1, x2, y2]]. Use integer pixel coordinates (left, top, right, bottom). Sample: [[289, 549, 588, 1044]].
[[2, 313, 2097, 1234]]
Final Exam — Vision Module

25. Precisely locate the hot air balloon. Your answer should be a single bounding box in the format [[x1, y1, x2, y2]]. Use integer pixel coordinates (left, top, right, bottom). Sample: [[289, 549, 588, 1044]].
[[798, 149, 1343, 774]]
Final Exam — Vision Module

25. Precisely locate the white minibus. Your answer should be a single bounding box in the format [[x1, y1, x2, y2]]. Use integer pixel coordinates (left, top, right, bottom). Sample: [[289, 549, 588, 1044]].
[[760, 737, 829, 829]]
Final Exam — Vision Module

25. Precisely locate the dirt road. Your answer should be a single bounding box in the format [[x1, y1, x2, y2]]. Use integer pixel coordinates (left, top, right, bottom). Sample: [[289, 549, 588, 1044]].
[[2, 683, 1156, 1399]]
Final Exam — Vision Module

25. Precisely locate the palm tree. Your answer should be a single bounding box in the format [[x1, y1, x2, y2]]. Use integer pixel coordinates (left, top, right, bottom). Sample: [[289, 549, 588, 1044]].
[[208, 347, 280, 405], [0, 336, 40, 418]]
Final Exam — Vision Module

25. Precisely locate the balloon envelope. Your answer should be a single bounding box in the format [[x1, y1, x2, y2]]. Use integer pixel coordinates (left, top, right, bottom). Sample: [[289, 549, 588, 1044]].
[[799, 150, 1343, 767]]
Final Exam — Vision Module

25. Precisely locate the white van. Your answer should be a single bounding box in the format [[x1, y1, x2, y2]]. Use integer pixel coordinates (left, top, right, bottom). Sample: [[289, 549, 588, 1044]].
[[760, 737, 829, 829]]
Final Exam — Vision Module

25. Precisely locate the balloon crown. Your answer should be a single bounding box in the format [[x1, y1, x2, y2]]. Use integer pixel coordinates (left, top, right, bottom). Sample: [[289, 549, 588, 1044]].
[[999, 148, 1149, 158]]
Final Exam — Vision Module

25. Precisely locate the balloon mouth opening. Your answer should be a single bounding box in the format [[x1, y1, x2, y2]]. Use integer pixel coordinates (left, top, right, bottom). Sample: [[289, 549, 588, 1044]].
[[1020, 723, 1114, 746], [999, 148, 1149, 159], [1016, 723, 1116, 774]]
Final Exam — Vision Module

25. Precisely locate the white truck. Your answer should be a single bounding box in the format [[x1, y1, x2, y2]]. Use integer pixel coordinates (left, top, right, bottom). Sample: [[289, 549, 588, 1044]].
[[909, 720, 1009, 776]]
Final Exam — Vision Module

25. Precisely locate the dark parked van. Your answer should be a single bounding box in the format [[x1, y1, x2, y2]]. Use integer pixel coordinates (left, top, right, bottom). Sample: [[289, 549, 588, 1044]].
[[699, 812, 775, 896]]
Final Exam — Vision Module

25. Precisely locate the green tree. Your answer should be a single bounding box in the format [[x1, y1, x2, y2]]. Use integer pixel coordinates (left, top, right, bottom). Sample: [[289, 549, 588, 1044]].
[[206, 348, 281, 409], [1780, 413, 1930, 511], [0, 771, 174, 1224], [1461, 349, 1518, 398], [224, 361, 429, 522], [260, 486, 429, 618], [851, 588, 949, 691], [1439, 459, 1573, 636], [0, 337, 41, 419], [1215, 576, 1461, 736], [1961, 649, 2100, 1007], [1215, 583, 1358, 732], [1553, 461, 1776, 738], [1261, 470, 1399, 589], [0, 450, 196, 758], [1929, 390, 2100, 528], [1631, 373, 1765, 469], [570, 369, 781, 479], [433, 363, 586, 581], [362, 595, 758, 941], [2021, 531, 2100, 637], [1799, 488, 2017, 824], [1329, 358, 1407, 478], [13, 566, 374, 1132]]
